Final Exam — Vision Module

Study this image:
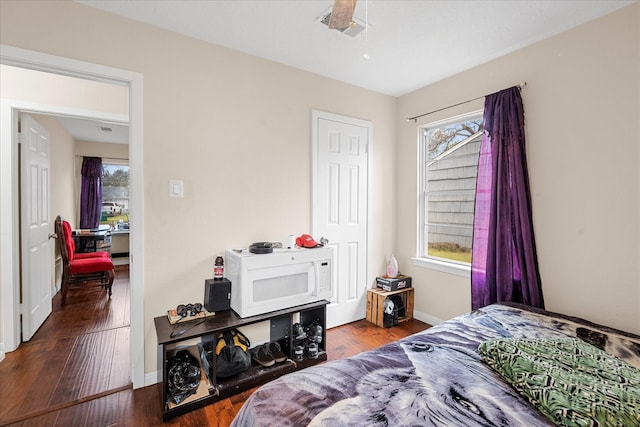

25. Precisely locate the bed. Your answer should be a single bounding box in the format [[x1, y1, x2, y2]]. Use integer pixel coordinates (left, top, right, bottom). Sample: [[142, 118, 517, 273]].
[[231, 303, 640, 426]]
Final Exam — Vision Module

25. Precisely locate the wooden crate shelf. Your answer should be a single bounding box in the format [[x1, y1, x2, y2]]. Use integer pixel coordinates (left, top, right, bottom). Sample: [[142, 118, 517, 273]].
[[366, 287, 414, 328]]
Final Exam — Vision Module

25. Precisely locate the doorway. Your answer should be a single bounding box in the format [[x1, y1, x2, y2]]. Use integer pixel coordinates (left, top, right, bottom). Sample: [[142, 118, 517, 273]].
[[0, 45, 145, 388], [18, 111, 129, 339]]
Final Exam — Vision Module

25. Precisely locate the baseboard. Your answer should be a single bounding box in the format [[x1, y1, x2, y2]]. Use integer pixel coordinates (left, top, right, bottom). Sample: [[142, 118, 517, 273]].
[[413, 309, 444, 326], [113, 257, 129, 266], [0, 342, 5, 363], [144, 370, 159, 387]]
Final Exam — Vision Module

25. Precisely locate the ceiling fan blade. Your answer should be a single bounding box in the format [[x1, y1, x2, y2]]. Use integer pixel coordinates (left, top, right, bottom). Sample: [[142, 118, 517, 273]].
[[328, 0, 357, 30]]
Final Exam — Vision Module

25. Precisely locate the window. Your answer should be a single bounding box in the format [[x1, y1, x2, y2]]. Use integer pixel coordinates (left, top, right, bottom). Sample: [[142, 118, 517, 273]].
[[100, 163, 129, 225], [418, 112, 483, 267]]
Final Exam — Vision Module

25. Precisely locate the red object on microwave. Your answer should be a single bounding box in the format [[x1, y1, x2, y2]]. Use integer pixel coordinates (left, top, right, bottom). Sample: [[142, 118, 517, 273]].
[[296, 234, 320, 248]]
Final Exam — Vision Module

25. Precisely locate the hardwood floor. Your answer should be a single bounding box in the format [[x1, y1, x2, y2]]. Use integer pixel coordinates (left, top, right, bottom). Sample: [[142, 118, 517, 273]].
[[0, 268, 430, 426], [0, 265, 131, 426]]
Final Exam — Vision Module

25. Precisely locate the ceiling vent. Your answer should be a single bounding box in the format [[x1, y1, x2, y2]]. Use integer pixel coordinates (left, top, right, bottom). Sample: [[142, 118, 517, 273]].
[[318, 8, 367, 38]]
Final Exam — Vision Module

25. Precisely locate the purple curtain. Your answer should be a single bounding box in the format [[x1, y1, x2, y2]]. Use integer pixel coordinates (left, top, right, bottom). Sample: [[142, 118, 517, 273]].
[[80, 157, 103, 229], [471, 87, 544, 310]]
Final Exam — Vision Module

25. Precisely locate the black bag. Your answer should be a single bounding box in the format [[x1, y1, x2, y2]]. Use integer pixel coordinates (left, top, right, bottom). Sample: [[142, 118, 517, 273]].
[[216, 328, 251, 378], [383, 296, 405, 328], [389, 295, 405, 318], [383, 297, 399, 328], [167, 350, 201, 405]]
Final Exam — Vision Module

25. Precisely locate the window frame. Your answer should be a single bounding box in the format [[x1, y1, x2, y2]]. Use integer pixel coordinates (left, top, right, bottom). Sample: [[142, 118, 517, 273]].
[[414, 110, 483, 277], [100, 160, 130, 225]]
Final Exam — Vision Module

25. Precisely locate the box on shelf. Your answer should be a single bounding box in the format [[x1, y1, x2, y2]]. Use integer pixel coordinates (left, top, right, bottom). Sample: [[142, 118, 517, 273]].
[[375, 275, 411, 292]]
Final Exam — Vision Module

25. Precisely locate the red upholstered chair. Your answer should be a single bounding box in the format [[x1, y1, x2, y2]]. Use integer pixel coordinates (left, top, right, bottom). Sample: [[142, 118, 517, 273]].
[[55, 215, 115, 304], [61, 220, 110, 259]]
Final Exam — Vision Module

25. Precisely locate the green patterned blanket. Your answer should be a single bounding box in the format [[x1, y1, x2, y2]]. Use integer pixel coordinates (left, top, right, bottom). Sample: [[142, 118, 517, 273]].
[[479, 337, 640, 427]]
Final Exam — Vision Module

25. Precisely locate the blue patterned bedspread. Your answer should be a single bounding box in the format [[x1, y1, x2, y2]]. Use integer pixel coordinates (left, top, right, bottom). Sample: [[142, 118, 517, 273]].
[[231, 303, 640, 426]]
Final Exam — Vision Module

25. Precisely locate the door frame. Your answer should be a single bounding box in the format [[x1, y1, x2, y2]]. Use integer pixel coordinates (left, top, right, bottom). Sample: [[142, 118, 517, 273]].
[[0, 45, 146, 389], [311, 110, 373, 327]]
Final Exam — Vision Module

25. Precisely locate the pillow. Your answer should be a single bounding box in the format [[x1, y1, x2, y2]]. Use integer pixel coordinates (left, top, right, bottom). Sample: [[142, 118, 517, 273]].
[[478, 337, 640, 427]]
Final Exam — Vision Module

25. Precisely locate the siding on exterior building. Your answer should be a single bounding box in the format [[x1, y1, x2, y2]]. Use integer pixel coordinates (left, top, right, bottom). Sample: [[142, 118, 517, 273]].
[[426, 134, 482, 249]]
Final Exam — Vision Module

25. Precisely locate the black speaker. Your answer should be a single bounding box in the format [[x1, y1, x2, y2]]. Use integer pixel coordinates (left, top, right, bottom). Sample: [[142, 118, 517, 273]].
[[204, 278, 231, 312]]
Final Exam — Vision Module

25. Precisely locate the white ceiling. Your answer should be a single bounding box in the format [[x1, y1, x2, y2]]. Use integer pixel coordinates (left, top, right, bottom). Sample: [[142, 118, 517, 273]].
[[76, 0, 633, 97], [56, 115, 129, 145], [65, 0, 634, 144]]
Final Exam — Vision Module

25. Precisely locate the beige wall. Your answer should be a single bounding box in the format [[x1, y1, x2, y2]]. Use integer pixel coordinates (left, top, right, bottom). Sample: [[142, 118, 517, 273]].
[[397, 3, 640, 335], [0, 1, 397, 374], [0, 65, 128, 116], [76, 140, 129, 160]]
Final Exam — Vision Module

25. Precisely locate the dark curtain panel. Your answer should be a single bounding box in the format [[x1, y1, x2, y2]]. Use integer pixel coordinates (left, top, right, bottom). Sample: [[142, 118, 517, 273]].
[[80, 156, 103, 229], [471, 86, 544, 310]]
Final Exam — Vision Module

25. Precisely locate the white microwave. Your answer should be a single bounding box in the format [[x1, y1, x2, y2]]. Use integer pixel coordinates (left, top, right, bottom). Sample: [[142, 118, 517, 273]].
[[225, 247, 333, 318]]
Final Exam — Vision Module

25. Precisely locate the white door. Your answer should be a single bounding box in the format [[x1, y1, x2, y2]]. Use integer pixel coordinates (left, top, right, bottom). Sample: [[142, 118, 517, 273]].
[[313, 111, 370, 329], [20, 114, 52, 341]]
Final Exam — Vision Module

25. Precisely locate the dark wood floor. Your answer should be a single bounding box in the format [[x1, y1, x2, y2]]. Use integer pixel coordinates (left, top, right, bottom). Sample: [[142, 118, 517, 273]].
[[0, 265, 131, 426], [0, 268, 430, 426]]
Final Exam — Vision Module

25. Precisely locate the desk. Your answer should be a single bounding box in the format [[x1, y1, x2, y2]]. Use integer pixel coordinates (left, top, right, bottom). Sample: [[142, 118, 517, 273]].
[[72, 226, 112, 254], [111, 229, 130, 258]]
